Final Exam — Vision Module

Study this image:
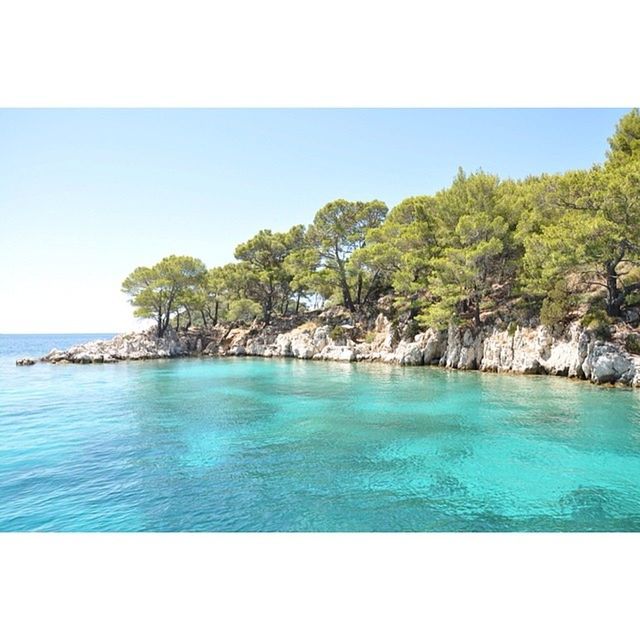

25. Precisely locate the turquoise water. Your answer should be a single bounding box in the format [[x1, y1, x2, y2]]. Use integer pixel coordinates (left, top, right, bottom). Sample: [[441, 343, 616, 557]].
[[2, 334, 640, 531]]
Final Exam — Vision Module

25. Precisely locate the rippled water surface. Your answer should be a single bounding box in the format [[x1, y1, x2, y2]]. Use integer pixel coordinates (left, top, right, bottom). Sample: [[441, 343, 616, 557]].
[[2, 334, 640, 531]]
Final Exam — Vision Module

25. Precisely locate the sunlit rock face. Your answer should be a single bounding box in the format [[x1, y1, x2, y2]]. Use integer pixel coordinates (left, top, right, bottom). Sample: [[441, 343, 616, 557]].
[[37, 314, 640, 387]]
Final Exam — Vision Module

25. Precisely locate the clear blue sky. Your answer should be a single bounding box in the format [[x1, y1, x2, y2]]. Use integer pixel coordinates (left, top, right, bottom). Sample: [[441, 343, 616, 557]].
[[0, 108, 629, 333]]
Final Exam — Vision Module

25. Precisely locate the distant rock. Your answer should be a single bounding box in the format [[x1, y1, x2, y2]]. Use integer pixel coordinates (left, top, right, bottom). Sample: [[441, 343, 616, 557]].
[[16, 358, 36, 366], [40, 327, 189, 364]]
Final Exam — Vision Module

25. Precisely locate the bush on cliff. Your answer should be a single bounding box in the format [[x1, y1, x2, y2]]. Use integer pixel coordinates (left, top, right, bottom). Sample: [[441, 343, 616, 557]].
[[581, 309, 613, 340], [625, 333, 640, 355], [540, 281, 576, 327]]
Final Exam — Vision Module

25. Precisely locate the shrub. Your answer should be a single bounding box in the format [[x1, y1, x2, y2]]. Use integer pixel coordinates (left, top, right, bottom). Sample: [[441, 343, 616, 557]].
[[402, 319, 421, 341], [329, 325, 346, 341], [625, 333, 640, 355], [540, 281, 575, 327], [507, 321, 518, 337], [625, 291, 640, 307], [418, 304, 455, 330], [581, 308, 613, 340], [364, 331, 376, 344]]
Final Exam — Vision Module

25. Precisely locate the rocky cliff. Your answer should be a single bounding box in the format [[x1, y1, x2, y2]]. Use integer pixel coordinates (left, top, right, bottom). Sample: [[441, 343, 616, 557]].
[[35, 311, 640, 386]]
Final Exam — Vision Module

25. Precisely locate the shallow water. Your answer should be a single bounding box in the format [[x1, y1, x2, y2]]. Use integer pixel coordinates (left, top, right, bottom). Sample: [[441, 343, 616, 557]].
[[1, 334, 640, 531]]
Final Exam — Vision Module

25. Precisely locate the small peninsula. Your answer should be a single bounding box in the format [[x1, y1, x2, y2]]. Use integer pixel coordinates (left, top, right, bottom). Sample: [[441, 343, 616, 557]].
[[32, 110, 640, 386]]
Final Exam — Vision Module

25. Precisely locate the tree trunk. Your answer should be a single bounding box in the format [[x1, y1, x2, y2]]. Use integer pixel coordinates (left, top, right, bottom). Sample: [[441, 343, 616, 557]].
[[474, 301, 481, 327], [163, 295, 174, 336], [607, 274, 624, 318], [261, 283, 274, 324], [263, 301, 272, 324], [295, 292, 301, 314], [362, 270, 381, 304], [335, 249, 356, 312], [604, 241, 629, 317], [606, 262, 623, 317], [342, 286, 355, 312]]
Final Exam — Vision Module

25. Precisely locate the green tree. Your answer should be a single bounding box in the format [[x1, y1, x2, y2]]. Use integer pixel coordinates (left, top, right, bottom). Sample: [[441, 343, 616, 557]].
[[198, 265, 234, 326], [421, 171, 515, 327], [233, 225, 306, 323], [607, 108, 640, 167], [353, 195, 437, 312], [522, 161, 640, 317], [283, 244, 319, 313], [121, 255, 208, 337], [425, 211, 509, 327], [177, 265, 233, 329], [227, 298, 262, 323], [307, 199, 388, 311]]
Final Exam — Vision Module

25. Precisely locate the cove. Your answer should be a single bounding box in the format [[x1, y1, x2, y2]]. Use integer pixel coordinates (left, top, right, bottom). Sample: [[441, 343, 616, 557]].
[[2, 354, 640, 531]]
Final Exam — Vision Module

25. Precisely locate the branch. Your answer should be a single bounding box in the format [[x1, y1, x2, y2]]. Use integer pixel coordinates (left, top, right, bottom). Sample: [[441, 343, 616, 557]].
[[583, 281, 609, 290], [554, 198, 600, 212]]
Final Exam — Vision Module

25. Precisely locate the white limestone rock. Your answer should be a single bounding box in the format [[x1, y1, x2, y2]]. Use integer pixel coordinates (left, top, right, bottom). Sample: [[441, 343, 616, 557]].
[[36, 312, 640, 387], [373, 313, 396, 351], [393, 340, 424, 366], [443, 326, 484, 370], [290, 332, 316, 359], [311, 326, 327, 349], [418, 328, 447, 365], [316, 345, 355, 362], [582, 343, 635, 384]]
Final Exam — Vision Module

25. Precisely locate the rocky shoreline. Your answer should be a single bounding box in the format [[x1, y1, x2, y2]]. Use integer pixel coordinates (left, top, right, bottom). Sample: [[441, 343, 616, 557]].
[[22, 310, 640, 387]]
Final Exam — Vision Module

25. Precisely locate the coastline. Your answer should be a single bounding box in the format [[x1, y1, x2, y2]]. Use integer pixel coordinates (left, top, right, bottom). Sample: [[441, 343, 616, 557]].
[[27, 311, 640, 388]]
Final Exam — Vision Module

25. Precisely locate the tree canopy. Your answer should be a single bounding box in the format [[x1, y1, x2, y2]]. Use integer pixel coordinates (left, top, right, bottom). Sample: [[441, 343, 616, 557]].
[[122, 110, 640, 335], [307, 199, 388, 311], [121, 255, 207, 337]]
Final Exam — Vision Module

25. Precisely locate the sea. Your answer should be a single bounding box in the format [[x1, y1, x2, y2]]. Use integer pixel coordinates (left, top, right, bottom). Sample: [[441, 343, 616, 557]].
[[1, 333, 640, 531]]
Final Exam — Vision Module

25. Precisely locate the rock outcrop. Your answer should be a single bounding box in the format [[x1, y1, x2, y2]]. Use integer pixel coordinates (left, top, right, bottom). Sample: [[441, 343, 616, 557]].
[[15, 358, 36, 366], [35, 313, 640, 387], [475, 323, 640, 385], [40, 328, 191, 364]]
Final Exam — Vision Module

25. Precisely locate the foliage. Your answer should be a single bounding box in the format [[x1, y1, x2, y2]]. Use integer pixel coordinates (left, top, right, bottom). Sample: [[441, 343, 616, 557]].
[[625, 333, 640, 355], [539, 280, 575, 327], [581, 308, 613, 340], [402, 319, 421, 341], [121, 255, 207, 336], [625, 291, 640, 307], [607, 108, 640, 166], [307, 199, 388, 311], [233, 225, 306, 322], [227, 298, 262, 323], [520, 160, 640, 317], [354, 196, 436, 308], [120, 110, 640, 337], [421, 170, 516, 327]]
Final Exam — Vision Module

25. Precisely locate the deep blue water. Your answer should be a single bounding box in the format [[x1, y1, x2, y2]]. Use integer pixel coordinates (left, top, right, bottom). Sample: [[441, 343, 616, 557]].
[[1, 333, 640, 531]]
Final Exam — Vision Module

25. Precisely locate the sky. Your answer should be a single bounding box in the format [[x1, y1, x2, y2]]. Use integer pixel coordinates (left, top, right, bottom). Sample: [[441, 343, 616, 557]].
[[0, 108, 630, 333]]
